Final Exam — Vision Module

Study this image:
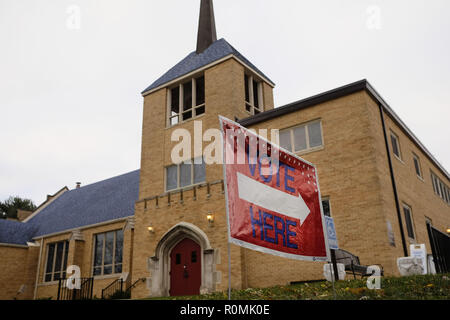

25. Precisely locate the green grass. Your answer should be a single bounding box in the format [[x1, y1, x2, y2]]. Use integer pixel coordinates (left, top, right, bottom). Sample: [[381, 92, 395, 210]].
[[146, 274, 450, 300]]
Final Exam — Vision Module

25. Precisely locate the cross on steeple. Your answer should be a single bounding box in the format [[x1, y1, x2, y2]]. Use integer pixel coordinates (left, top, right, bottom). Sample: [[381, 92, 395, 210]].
[[196, 0, 217, 54]]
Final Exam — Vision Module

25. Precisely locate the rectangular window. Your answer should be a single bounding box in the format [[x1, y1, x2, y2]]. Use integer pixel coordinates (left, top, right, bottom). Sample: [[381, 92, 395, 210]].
[[279, 120, 323, 153], [431, 171, 450, 205], [390, 132, 401, 159], [93, 230, 123, 277], [44, 241, 69, 282], [244, 74, 263, 115], [413, 154, 422, 178], [168, 75, 205, 127], [403, 204, 415, 240], [166, 157, 206, 191], [321, 198, 331, 217]]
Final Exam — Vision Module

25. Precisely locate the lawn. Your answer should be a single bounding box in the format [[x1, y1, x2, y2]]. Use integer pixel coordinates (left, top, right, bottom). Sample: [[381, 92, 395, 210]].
[[147, 274, 450, 300]]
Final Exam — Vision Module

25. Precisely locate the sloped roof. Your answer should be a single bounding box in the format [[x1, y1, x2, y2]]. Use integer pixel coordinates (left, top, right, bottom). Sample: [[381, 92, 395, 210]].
[[239, 79, 449, 180], [0, 220, 38, 246], [0, 170, 140, 245], [142, 38, 275, 95]]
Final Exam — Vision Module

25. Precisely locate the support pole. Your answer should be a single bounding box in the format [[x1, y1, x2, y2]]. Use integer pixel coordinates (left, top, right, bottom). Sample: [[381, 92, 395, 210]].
[[330, 249, 339, 281], [227, 241, 231, 300]]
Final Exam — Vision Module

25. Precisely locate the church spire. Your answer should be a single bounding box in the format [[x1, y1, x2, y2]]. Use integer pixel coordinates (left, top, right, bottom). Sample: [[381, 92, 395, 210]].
[[196, 0, 217, 54]]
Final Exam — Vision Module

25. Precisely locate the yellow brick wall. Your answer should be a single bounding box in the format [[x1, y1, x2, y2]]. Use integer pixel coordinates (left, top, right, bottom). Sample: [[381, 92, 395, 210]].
[[34, 220, 133, 300], [366, 94, 450, 262], [0, 245, 36, 300]]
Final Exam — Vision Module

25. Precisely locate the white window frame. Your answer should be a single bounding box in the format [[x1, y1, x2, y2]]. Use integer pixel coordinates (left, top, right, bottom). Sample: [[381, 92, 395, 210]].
[[390, 131, 402, 160], [412, 153, 423, 179], [43, 240, 69, 282], [430, 171, 450, 205], [165, 157, 206, 192], [402, 204, 416, 241], [167, 75, 205, 127], [279, 120, 324, 154], [245, 74, 264, 115], [92, 230, 123, 277]]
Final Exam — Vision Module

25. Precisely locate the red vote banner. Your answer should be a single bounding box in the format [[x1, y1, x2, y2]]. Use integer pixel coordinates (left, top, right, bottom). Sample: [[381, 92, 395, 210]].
[[220, 116, 330, 262]]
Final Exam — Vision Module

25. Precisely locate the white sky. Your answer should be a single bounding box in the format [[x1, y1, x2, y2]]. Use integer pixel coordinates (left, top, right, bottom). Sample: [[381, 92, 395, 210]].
[[1, 0, 449, 206]]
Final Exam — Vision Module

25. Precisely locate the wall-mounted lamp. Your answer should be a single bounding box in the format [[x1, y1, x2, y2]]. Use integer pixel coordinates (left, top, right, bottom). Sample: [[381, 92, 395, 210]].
[[148, 226, 155, 234], [207, 212, 214, 225], [446, 227, 450, 235]]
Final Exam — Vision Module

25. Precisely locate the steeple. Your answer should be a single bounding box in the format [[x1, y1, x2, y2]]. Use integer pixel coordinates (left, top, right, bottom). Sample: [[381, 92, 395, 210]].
[[196, 0, 217, 54]]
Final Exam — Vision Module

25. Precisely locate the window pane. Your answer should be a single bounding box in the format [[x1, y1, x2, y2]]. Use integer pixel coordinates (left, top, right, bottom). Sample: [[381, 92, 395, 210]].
[[93, 266, 102, 276], [54, 242, 64, 272], [195, 105, 205, 116], [195, 76, 205, 106], [191, 251, 197, 263], [194, 158, 206, 184], [414, 157, 421, 176], [391, 135, 400, 157], [403, 207, 414, 239], [253, 80, 259, 108], [308, 122, 323, 148], [114, 264, 122, 274], [46, 244, 55, 273], [279, 130, 292, 151], [170, 115, 179, 126], [94, 234, 104, 267], [166, 165, 178, 190], [183, 81, 192, 111], [322, 199, 331, 217], [63, 241, 69, 274], [104, 232, 114, 265], [171, 87, 179, 114], [45, 274, 52, 282], [245, 103, 251, 112], [293, 126, 307, 151], [103, 265, 112, 275], [180, 162, 192, 188], [115, 230, 123, 265], [244, 75, 250, 103], [182, 110, 193, 121]]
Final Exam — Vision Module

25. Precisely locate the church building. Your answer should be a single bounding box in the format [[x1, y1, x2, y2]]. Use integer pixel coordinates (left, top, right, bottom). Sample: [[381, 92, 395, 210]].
[[0, 0, 449, 300]]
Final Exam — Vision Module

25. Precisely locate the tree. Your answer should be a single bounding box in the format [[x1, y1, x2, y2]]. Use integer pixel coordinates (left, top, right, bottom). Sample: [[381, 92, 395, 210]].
[[0, 196, 37, 220]]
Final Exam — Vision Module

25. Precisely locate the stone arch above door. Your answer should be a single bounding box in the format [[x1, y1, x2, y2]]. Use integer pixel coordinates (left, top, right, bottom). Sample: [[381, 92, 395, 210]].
[[146, 222, 220, 297]]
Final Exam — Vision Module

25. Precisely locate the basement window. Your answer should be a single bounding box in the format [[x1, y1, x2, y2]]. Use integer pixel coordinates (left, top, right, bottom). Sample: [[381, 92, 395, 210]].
[[245, 74, 263, 115], [44, 241, 69, 282], [168, 75, 205, 127]]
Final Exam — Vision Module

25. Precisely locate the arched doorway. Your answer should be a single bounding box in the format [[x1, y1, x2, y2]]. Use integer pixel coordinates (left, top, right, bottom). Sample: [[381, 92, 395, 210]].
[[169, 238, 201, 296], [147, 222, 219, 297]]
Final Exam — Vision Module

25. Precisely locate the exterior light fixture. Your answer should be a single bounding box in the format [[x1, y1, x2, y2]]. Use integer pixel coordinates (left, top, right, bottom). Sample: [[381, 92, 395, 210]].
[[148, 226, 155, 234], [446, 227, 450, 235], [207, 212, 214, 225]]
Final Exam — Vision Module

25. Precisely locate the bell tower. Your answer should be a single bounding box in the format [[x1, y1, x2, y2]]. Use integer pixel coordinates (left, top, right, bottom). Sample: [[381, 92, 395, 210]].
[[132, 1, 275, 297]]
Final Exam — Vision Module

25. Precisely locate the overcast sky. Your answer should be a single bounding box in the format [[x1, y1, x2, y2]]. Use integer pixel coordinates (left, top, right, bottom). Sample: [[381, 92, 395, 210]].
[[1, 0, 449, 206]]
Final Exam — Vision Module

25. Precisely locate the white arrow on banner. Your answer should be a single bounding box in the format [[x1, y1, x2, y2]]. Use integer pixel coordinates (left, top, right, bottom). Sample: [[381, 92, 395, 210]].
[[237, 172, 311, 226]]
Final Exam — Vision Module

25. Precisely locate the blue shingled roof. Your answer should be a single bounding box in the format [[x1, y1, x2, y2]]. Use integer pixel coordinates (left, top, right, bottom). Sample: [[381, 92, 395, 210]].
[[0, 170, 140, 245], [142, 38, 274, 94], [0, 220, 38, 245]]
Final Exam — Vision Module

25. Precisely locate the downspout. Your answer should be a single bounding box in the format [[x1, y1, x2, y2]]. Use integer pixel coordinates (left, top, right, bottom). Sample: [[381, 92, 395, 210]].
[[379, 104, 408, 257], [33, 238, 43, 300]]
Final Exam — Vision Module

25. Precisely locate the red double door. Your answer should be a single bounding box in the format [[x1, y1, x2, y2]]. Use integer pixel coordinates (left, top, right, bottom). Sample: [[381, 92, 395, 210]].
[[169, 238, 201, 296]]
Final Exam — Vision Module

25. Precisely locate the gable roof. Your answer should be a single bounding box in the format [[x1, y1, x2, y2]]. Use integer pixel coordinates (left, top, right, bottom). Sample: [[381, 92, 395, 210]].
[[0, 170, 140, 245], [141, 38, 275, 96], [239, 79, 449, 181]]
